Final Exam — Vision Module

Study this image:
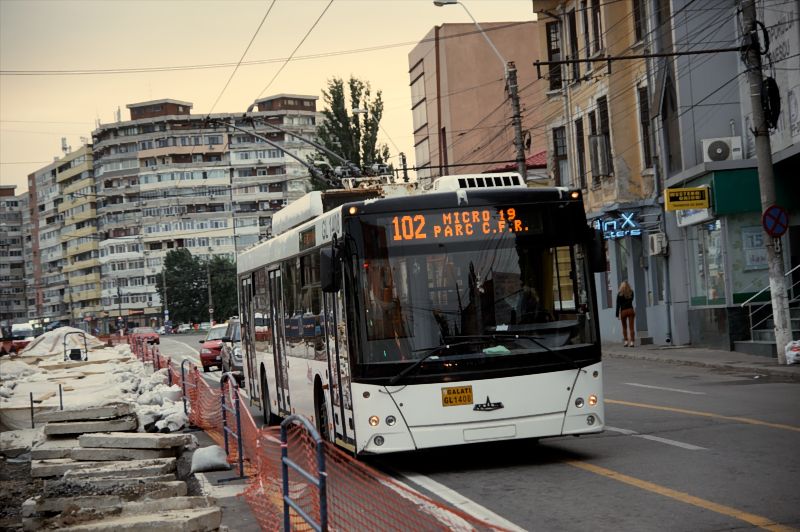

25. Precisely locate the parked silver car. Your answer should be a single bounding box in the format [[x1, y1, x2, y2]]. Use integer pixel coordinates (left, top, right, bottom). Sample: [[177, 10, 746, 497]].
[[220, 318, 242, 385]]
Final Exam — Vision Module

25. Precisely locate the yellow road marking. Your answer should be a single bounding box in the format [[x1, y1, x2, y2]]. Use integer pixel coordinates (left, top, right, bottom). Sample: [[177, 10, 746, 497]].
[[568, 461, 796, 532], [607, 399, 800, 433]]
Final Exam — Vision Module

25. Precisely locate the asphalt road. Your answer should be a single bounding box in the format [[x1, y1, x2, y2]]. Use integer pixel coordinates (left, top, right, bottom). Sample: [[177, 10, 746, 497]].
[[160, 336, 800, 531]]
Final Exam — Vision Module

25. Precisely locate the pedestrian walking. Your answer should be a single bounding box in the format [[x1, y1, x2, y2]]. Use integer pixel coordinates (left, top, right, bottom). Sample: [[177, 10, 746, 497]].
[[616, 281, 636, 347]]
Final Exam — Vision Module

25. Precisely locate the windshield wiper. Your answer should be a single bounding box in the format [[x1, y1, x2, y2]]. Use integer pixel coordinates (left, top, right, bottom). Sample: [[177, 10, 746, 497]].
[[388, 340, 479, 386], [491, 334, 584, 372]]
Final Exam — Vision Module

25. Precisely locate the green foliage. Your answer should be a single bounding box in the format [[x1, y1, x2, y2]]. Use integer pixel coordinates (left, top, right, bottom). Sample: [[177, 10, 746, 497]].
[[156, 249, 237, 325], [316, 76, 391, 173]]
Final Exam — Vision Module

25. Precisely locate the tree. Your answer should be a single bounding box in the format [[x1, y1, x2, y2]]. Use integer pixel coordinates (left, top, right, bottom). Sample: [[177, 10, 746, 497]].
[[157, 248, 206, 325], [315, 76, 391, 176], [206, 255, 237, 322]]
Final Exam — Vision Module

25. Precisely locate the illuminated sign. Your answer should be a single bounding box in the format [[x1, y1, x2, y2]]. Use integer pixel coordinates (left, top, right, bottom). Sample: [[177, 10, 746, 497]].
[[388, 207, 540, 243], [665, 186, 710, 211], [593, 212, 641, 240]]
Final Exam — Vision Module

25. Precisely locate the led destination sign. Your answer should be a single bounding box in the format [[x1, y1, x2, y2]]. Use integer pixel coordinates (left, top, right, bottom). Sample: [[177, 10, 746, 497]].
[[387, 207, 541, 243]]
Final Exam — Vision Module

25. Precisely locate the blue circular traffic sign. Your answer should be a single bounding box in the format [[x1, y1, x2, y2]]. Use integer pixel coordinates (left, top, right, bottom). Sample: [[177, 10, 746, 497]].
[[762, 204, 789, 238]]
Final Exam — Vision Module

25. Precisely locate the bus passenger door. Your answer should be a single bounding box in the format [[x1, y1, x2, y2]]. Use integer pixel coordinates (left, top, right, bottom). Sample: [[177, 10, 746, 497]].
[[268, 269, 290, 415], [239, 276, 257, 404], [324, 290, 355, 450]]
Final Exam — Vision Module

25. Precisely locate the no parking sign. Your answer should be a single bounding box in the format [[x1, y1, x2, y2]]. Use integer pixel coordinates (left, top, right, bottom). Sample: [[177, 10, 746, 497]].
[[762, 204, 789, 238]]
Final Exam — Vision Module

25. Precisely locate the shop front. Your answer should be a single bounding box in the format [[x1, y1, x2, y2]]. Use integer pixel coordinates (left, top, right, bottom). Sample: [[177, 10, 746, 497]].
[[666, 166, 800, 350]]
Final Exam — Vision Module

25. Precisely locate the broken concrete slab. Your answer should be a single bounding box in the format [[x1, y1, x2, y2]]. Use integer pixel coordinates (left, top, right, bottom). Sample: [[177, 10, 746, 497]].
[[34, 403, 134, 423], [31, 438, 79, 459], [70, 446, 174, 461], [31, 458, 113, 478], [59, 506, 221, 531], [44, 416, 137, 436], [62, 457, 176, 479], [44, 474, 178, 494], [21, 485, 190, 517], [78, 431, 194, 450], [32, 457, 175, 478]]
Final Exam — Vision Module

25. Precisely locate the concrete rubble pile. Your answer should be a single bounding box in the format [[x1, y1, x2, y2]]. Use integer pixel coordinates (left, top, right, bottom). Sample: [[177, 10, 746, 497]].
[[22, 405, 222, 530], [1, 328, 224, 531]]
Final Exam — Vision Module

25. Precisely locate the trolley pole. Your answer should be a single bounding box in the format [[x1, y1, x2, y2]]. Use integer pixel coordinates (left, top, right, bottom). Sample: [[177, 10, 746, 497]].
[[741, 0, 791, 364]]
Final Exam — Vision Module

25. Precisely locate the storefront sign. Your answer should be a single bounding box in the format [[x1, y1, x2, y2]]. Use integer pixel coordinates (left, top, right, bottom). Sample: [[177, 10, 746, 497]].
[[593, 211, 641, 240], [665, 186, 710, 211], [676, 208, 714, 227]]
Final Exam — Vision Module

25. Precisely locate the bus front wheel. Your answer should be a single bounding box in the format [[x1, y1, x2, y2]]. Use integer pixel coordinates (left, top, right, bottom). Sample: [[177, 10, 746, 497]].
[[314, 384, 330, 442], [261, 371, 276, 426]]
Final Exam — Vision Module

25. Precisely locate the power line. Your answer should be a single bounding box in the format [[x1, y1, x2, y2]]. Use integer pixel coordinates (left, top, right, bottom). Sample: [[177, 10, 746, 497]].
[[255, 0, 334, 100], [208, 1, 277, 114], [0, 22, 530, 77]]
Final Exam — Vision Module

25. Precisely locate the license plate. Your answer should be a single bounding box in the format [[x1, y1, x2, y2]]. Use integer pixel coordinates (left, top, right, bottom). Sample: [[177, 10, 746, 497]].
[[441, 385, 473, 407]]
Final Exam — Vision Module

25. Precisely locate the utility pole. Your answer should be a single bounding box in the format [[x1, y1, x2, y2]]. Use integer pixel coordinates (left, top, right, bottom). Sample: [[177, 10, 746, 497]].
[[399, 152, 409, 182], [116, 280, 124, 336], [207, 260, 214, 326], [741, 0, 791, 364], [506, 61, 527, 180], [161, 266, 168, 329]]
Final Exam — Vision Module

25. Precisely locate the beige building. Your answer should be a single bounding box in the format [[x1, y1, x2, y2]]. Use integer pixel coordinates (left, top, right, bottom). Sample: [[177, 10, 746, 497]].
[[532, 0, 659, 343], [408, 22, 545, 184]]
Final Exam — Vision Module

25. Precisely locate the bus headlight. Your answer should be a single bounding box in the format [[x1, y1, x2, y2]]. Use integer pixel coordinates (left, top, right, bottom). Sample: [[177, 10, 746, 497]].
[[575, 397, 585, 408], [373, 435, 385, 446], [386, 415, 396, 426], [588, 395, 598, 406], [587, 415, 596, 425], [369, 415, 380, 427]]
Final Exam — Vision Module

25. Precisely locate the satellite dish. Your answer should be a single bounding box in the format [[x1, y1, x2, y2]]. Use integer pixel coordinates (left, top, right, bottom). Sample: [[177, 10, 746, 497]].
[[706, 140, 731, 161]]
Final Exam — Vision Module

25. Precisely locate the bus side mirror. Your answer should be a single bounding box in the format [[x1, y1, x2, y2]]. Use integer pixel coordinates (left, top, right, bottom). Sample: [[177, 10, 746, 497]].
[[320, 246, 341, 293], [588, 229, 608, 273]]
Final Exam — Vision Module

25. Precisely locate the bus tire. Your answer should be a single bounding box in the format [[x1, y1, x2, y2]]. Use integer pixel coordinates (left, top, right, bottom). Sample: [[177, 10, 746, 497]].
[[314, 380, 330, 442], [261, 370, 276, 426]]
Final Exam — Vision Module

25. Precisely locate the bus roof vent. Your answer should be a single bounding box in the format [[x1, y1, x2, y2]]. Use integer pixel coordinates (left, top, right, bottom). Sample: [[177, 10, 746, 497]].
[[431, 172, 525, 192]]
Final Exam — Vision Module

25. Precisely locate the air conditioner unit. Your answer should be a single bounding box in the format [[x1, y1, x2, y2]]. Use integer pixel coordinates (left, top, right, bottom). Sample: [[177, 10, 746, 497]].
[[702, 137, 742, 162], [648, 232, 667, 256], [589, 134, 611, 177]]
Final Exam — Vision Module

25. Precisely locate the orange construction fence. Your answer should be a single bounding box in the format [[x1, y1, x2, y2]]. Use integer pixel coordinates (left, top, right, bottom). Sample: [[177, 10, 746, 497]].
[[131, 341, 505, 531]]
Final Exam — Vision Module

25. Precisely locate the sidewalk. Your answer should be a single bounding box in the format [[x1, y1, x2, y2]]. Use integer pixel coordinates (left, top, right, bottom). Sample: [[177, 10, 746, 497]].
[[603, 342, 800, 381]]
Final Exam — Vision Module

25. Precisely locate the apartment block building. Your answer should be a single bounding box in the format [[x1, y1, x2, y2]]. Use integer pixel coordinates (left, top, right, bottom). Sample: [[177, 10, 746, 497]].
[[408, 22, 545, 185], [27, 153, 69, 328], [91, 96, 319, 331], [57, 145, 102, 330], [0, 186, 27, 329], [533, 0, 660, 344]]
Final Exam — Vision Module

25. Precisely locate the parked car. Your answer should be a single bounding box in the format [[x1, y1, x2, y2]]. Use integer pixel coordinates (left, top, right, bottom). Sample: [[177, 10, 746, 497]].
[[199, 322, 212, 332], [131, 326, 160, 344], [220, 318, 242, 384], [176, 324, 193, 334], [199, 324, 227, 372], [1, 323, 36, 355]]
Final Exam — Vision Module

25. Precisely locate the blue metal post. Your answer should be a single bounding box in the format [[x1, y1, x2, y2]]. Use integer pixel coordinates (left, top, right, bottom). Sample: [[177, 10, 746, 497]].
[[280, 415, 328, 532], [180, 359, 191, 415], [233, 386, 245, 478], [281, 423, 291, 532], [220, 374, 230, 457]]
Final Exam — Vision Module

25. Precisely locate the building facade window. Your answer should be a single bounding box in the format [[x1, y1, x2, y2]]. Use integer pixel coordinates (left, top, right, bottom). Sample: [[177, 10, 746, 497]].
[[637, 86, 653, 168], [552, 126, 570, 186], [546, 22, 562, 91], [567, 10, 580, 80], [591, 0, 603, 53], [633, 0, 646, 42], [597, 96, 613, 173]]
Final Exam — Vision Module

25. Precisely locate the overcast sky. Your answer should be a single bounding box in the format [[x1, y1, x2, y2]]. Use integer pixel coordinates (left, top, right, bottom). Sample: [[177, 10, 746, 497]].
[[0, 0, 536, 194]]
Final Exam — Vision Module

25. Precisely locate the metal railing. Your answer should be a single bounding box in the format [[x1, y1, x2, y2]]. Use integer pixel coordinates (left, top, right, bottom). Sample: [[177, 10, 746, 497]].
[[740, 263, 800, 339], [280, 415, 328, 532]]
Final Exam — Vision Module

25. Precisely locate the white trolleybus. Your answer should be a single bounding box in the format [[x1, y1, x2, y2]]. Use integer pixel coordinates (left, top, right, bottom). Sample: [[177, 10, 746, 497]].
[[236, 173, 607, 455]]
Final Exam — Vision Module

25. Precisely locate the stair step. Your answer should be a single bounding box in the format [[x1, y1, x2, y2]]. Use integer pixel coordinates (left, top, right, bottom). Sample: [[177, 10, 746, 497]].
[[733, 340, 777, 357]]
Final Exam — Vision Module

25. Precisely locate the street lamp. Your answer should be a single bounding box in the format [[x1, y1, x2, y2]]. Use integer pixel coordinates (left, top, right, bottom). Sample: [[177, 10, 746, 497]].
[[433, 0, 527, 180]]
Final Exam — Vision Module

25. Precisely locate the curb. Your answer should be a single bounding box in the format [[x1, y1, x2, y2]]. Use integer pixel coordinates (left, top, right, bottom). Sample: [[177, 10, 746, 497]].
[[603, 349, 800, 382]]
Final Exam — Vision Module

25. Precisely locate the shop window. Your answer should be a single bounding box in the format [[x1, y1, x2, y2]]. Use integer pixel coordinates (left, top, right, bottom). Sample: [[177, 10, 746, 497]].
[[689, 220, 726, 306]]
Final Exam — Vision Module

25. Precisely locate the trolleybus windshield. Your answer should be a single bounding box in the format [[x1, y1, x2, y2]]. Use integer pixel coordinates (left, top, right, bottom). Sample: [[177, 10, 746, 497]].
[[345, 201, 599, 381]]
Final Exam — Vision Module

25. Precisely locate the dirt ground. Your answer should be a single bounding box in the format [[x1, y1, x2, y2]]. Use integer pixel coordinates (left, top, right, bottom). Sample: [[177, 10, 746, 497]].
[[0, 458, 42, 531]]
